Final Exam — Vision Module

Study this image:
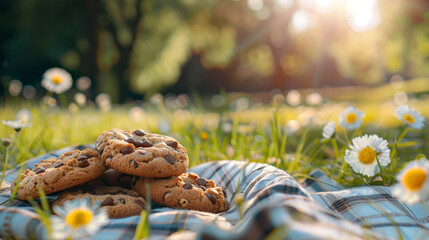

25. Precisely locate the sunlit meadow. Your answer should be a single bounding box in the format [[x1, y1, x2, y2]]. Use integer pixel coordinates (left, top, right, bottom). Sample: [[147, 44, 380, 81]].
[[2, 0, 429, 238], [1, 77, 429, 189]]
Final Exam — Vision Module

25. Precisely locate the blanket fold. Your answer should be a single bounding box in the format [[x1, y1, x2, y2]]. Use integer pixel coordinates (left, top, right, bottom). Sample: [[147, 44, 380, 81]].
[[0, 146, 428, 239]]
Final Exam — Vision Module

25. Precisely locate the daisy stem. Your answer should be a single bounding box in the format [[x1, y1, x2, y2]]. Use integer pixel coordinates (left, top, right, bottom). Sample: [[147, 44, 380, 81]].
[[7, 132, 27, 202], [337, 161, 347, 183], [334, 136, 347, 146], [58, 93, 68, 109], [331, 139, 340, 163], [398, 128, 408, 142], [343, 129, 350, 145], [0, 145, 9, 188], [375, 156, 386, 183], [15, 132, 25, 163]]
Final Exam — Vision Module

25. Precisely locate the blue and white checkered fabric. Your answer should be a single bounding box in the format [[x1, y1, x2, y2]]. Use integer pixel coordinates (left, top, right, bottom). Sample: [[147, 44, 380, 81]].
[[0, 146, 428, 239]]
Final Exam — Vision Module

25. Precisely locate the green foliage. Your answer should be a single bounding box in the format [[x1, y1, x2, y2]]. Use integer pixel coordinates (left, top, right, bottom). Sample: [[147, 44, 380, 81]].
[[3, 0, 429, 99], [1, 79, 429, 188]]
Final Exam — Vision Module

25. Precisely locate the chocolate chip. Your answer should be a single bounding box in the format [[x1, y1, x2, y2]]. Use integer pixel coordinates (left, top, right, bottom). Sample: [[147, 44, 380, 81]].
[[164, 155, 175, 165], [134, 141, 144, 148], [125, 138, 135, 144], [129, 160, 138, 168], [141, 140, 152, 148], [162, 191, 171, 202], [106, 155, 113, 160], [121, 147, 133, 155], [53, 162, 63, 168], [182, 182, 193, 190], [196, 178, 207, 186], [222, 189, 227, 198], [135, 200, 145, 209], [134, 129, 146, 136], [101, 197, 114, 206], [35, 168, 45, 174], [98, 147, 105, 156], [119, 198, 126, 204], [77, 154, 89, 161], [206, 193, 217, 205], [198, 186, 206, 191], [78, 160, 90, 168], [167, 141, 178, 149]]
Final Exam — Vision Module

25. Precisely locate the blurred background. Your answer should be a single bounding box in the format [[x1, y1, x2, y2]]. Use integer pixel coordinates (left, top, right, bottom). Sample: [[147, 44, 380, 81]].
[[1, 0, 429, 103]]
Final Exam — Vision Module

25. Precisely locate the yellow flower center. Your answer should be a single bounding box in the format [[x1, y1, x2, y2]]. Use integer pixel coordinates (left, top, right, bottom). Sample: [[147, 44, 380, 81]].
[[52, 76, 63, 85], [403, 114, 415, 124], [358, 147, 376, 164], [345, 113, 357, 124], [65, 208, 93, 229], [200, 132, 209, 141], [403, 168, 427, 191]]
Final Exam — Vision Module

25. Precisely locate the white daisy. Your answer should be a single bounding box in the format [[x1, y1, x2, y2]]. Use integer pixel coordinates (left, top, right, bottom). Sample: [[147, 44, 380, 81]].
[[322, 122, 336, 139], [392, 158, 429, 204], [2, 120, 32, 132], [16, 108, 32, 125], [339, 106, 365, 130], [42, 68, 72, 94], [344, 134, 391, 177], [394, 105, 425, 129], [51, 197, 108, 240]]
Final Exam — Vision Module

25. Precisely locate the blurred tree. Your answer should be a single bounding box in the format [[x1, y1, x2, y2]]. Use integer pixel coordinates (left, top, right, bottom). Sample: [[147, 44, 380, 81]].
[[2, 0, 429, 102]]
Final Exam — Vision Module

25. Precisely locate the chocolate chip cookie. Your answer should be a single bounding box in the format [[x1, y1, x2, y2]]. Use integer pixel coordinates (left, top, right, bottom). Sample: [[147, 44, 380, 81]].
[[14, 148, 105, 200], [52, 185, 146, 218], [96, 129, 188, 178], [133, 172, 228, 213]]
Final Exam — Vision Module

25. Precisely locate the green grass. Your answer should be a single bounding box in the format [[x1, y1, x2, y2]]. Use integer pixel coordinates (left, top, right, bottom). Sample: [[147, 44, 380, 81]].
[[1, 79, 429, 239], [1, 80, 429, 188]]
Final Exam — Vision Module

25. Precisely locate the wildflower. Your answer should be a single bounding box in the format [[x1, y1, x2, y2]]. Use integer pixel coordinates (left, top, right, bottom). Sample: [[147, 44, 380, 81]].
[[43, 96, 57, 108], [95, 93, 112, 112], [287, 120, 300, 134], [200, 131, 209, 141], [339, 106, 365, 130], [2, 120, 31, 132], [74, 93, 87, 107], [344, 134, 390, 177], [42, 68, 72, 94], [128, 106, 145, 123], [8, 79, 22, 96], [395, 105, 425, 129], [236, 193, 244, 206], [51, 198, 108, 240], [22, 85, 36, 99], [392, 158, 429, 204], [305, 92, 323, 105], [16, 109, 32, 125], [286, 90, 301, 106], [76, 76, 92, 91], [1, 138, 11, 147], [222, 122, 233, 133], [322, 122, 335, 139], [2, 108, 33, 132]]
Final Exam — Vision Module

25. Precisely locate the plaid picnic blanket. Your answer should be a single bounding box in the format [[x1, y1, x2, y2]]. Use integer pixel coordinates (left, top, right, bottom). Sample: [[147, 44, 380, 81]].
[[0, 146, 428, 240]]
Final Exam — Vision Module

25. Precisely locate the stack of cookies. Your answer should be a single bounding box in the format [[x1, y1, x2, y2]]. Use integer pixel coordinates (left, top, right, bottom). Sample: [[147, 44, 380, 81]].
[[12, 128, 229, 218], [96, 128, 229, 213]]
